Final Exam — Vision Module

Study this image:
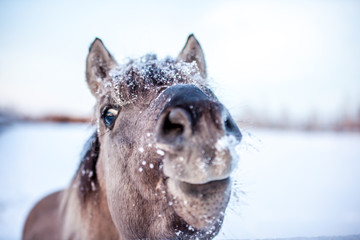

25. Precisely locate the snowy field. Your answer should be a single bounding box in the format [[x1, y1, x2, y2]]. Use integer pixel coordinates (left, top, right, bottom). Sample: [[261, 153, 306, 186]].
[[0, 123, 359, 240]]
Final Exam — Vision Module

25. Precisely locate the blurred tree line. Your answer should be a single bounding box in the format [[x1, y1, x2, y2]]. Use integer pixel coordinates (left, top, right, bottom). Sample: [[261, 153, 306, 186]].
[[236, 105, 360, 132]]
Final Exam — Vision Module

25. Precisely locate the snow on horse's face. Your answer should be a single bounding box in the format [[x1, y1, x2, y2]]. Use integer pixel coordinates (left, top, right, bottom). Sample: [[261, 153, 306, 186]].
[[83, 35, 242, 239]]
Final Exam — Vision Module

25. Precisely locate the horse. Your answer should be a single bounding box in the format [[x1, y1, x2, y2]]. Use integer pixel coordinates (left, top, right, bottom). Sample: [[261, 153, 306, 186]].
[[22, 34, 242, 240]]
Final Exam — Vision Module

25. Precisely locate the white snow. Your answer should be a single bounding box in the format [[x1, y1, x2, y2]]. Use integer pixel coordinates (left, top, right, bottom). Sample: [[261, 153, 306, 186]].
[[216, 129, 360, 239], [0, 124, 359, 239], [215, 135, 239, 151], [156, 149, 165, 156], [0, 123, 94, 240]]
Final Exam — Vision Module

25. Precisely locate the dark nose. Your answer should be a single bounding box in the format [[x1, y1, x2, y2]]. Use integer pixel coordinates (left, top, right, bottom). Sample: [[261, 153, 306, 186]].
[[156, 85, 241, 146]]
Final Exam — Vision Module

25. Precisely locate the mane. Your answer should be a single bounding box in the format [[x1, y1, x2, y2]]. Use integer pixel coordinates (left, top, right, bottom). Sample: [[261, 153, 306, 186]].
[[77, 132, 100, 202]]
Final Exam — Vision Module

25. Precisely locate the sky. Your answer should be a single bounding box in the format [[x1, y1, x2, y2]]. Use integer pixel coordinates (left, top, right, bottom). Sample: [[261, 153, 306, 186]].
[[0, 0, 359, 123]]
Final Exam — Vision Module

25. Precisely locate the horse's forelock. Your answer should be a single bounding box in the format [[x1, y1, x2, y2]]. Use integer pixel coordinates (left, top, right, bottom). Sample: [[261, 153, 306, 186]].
[[106, 55, 207, 106]]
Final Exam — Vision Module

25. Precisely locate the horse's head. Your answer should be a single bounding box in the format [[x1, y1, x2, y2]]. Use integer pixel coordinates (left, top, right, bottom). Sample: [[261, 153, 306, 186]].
[[84, 35, 241, 239]]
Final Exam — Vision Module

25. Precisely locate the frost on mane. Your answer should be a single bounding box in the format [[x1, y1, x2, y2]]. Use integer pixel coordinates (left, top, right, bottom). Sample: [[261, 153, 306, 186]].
[[95, 54, 208, 106]]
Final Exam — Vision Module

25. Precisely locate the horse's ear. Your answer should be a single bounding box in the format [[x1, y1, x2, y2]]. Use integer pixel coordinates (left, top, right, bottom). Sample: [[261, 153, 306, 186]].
[[177, 34, 207, 78], [86, 38, 117, 96]]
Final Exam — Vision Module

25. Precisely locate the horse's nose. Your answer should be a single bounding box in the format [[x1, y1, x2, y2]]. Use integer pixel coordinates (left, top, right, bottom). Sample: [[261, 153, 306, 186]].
[[156, 103, 242, 147], [155, 85, 241, 184], [155, 84, 241, 147]]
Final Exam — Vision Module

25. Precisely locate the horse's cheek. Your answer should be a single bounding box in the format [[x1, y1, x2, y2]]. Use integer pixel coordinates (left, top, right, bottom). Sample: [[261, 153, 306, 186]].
[[101, 147, 128, 229]]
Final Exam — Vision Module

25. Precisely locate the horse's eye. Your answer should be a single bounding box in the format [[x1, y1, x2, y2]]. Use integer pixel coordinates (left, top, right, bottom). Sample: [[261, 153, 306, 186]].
[[102, 108, 119, 129]]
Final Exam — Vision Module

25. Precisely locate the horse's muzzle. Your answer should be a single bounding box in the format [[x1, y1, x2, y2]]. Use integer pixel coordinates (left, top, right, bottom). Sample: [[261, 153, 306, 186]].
[[155, 84, 242, 185]]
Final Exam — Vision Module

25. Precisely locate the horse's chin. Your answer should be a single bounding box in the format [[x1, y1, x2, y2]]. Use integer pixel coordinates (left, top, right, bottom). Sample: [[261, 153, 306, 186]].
[[166, 177, 231, 230]]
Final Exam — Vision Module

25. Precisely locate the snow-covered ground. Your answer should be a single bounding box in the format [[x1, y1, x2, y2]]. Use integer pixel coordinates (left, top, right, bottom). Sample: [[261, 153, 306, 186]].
[[0, 123, 359, 240]]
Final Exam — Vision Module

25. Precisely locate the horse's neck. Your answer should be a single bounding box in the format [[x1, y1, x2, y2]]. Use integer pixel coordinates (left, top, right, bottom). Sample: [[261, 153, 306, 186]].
[[60, 173, 120, 240]]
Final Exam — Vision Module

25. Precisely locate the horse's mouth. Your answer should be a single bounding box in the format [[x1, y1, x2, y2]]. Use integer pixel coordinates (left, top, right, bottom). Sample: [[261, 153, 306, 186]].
[[175, 178, 230, 197], [166, 176, 231, 230], [159, 142, 236, 230]]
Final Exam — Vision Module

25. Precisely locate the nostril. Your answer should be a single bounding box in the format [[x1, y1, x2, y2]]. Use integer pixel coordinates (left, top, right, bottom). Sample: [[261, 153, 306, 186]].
[[224, 118, 233, 132], [159, 108, 190, 143], [224, 115, 242, 141], [163, 113, 184, 136]]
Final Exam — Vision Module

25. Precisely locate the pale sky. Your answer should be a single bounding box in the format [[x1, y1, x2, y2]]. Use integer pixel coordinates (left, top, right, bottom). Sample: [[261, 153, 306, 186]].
[[1, 0, 359, 123]]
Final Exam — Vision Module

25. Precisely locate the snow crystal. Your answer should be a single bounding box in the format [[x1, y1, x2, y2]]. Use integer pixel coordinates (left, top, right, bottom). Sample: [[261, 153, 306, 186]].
[[138, 147, 144, 153], [96, 119, 100, 134], [91, 181, 96, 191], [215, 135, 238, 151], [156, 149, 165, 156], [149, 163, 154, 168], [138, 167, 143, 172], [142, 160, 146, 165]]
